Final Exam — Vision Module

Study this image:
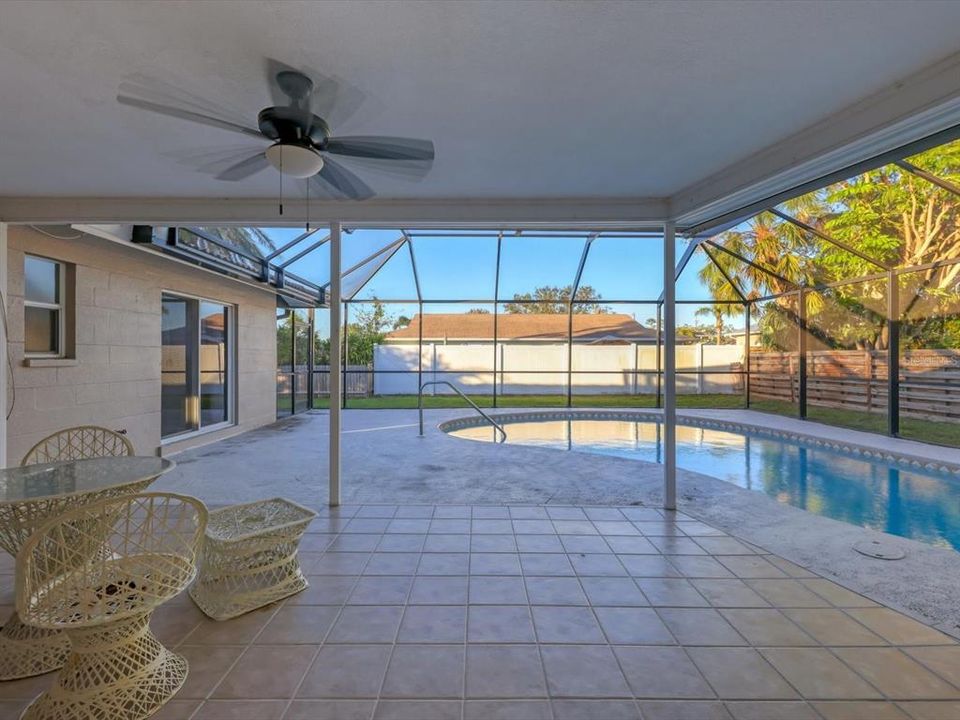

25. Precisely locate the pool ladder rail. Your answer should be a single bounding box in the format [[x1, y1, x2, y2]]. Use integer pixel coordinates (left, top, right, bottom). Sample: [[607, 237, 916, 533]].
[[418, 381, 507, 443]]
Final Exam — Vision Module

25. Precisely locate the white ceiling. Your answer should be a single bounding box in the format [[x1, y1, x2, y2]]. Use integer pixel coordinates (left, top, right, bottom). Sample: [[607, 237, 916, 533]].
[[1, 0, 960, 208]]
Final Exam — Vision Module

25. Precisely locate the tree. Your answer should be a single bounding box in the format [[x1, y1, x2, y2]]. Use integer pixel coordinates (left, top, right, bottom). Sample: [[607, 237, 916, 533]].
[[700, 141, 960, 351], [676, 322, 713, 344], [821, 141, 960, 349], [393, 315, 411, 329], [347, 299, 394, 365], [276, 311, 316, 368], [694, 306, 737, 345], [314, 335, 331, 365], [696, 251, 748, 345], [709, 195, 822, 300], [822, 141, 960, 282], [503, 285, 609, 314], [466, 308, 491, 314], [702, 200, 816, 350], [276, 312, 294, 368]]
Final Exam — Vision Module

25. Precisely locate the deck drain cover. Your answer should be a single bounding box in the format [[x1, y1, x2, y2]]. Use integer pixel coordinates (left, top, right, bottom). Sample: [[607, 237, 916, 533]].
[[853, 539, 906, 560]]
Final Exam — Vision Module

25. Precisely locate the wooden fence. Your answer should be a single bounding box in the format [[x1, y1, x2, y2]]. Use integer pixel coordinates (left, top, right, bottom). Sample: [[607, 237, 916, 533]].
[[749, 349, 960, 422], [278, 365, 373, 397]]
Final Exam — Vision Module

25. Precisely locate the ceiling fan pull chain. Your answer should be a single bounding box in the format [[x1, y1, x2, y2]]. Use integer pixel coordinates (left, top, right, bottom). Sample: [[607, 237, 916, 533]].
[[279, 144, 284, 216], [306, 176, 311, 232]]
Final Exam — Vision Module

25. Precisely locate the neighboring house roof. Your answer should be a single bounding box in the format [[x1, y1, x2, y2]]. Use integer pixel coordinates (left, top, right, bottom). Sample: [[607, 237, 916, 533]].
[[385, 313, 656, 342]]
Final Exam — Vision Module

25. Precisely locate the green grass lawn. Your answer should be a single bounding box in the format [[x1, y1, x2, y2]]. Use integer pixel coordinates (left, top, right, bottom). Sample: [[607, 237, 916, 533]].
[[748, 399, 960, 447]]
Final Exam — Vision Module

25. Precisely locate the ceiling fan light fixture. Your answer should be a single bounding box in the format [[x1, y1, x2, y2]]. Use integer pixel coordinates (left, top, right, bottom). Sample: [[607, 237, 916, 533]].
[[265, 142, 324, 178]]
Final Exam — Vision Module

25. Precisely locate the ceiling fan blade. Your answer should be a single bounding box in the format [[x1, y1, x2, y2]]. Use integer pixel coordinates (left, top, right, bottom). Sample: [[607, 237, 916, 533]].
[[265, 58, 315, 135], [118, 95, 264, 140], [265, 58, 294, 105], [215, 152, 270, 181], [324, 136, 435, 162], [266, 58, 368, 131], [339, 155, 434, 181], [308, 71, 367, 130], [120, 75, 253, 126], [312, 157, 375, 200], [162, 145, 269, 178]]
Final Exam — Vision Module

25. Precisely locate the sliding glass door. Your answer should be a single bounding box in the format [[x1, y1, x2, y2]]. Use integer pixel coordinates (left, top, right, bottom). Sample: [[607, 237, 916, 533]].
[[276, 307, 316, 418], [200, 301, 230, 427], [162, 293, 233, 439]]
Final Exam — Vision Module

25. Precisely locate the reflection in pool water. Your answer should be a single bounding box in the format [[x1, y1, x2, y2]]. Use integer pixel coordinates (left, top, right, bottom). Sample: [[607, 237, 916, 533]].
[[451, 419, 960, 550]]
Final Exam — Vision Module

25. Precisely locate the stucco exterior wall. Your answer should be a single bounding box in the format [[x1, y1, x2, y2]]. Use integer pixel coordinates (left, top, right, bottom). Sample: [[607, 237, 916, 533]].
[[373, 342, 744, 395], [5, 226, 277, 465]]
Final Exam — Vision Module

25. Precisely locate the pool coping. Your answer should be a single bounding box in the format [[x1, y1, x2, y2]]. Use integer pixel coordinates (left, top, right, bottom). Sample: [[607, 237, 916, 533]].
[[440, 408, 960, 476]]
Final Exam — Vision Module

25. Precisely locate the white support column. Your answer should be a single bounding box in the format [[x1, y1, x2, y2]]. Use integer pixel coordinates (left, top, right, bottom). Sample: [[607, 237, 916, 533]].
[[0, 223, 7, 468], [328, 222, 342, 506], [663, 222, 677, 511]]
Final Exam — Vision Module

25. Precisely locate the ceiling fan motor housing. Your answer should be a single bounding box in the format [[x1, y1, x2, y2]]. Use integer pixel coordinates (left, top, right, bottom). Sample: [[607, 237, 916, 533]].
[[257, 106, 331, 144]]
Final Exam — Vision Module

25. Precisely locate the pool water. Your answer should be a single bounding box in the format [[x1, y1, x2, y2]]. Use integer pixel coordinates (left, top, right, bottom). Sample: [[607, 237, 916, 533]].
[[451, 419, 960, 550]]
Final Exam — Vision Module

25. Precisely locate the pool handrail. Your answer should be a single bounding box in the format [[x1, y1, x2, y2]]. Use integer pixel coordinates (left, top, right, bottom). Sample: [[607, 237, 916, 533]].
[[418, 381, 507, 443]]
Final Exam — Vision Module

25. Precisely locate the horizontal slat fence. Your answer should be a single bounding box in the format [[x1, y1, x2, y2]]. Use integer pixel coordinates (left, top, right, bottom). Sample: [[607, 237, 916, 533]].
[[750, 349, 960, 422]]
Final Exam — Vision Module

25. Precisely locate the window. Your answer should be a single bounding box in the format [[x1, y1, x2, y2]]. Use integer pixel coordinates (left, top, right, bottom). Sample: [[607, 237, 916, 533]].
[[161, 292, 234, 439], [24, 255, 64, 356]]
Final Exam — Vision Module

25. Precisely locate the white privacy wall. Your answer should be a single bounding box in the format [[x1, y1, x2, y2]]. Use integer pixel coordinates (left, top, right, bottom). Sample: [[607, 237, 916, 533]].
[[374, 343, 744, 395]]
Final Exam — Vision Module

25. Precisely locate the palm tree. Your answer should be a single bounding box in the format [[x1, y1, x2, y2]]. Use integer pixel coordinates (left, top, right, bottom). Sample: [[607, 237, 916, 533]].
[[697, 195, 827, 349], [695, 242, 745, 345], [693, 304, 737, 345], [709, 196, 823, 300]]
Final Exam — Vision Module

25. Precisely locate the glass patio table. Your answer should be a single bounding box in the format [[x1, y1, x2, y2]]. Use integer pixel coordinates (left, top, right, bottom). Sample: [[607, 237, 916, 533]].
[[0, 456, 175, 680]]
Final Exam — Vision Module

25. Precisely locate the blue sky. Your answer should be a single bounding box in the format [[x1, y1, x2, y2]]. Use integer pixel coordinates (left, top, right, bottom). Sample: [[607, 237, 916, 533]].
[[261, 227, 736, 327]]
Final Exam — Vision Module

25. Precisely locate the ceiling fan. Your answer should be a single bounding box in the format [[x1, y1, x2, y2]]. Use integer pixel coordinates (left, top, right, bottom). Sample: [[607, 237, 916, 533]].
[[117, 61, 435, 201]]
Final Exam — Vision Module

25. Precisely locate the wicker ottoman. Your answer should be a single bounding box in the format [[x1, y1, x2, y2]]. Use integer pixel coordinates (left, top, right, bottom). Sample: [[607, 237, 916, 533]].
[[189, 498, 317, 621]]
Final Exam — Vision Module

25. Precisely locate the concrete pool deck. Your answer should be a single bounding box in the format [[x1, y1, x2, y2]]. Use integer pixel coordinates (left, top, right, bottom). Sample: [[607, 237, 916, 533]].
[[154, 408, 960, 638]]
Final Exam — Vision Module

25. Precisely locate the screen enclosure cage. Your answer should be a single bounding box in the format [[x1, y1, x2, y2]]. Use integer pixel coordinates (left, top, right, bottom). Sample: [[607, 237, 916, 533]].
[[157, 130, 960, 448]]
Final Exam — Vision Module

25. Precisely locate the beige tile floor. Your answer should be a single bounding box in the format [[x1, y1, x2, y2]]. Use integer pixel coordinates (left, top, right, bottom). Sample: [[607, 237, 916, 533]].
[[1, 504, 959, 720]]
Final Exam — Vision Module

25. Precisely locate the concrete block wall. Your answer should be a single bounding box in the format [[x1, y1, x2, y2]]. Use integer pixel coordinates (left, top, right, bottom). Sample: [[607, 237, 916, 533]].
[[5, 226, 277, 465]]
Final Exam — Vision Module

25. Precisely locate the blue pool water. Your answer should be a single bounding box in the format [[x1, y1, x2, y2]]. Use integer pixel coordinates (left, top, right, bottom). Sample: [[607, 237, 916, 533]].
[[451, 418, 960, 550]]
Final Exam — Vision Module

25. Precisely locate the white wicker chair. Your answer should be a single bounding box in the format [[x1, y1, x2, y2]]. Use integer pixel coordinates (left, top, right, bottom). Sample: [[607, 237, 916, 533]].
[[1, 425, 136, 681], [190, 498, 317, 620], [15, 493, 207, 720], [21, 426, 134, 467]]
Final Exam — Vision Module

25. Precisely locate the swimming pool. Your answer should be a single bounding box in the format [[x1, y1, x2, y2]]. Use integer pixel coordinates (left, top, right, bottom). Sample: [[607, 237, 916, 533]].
[[447, 414, 960, 550]]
